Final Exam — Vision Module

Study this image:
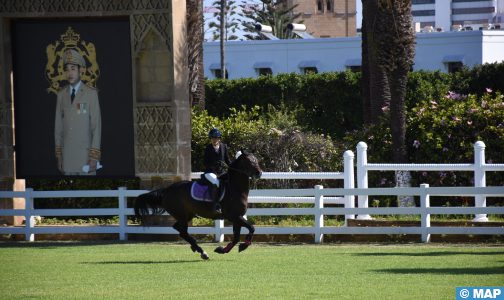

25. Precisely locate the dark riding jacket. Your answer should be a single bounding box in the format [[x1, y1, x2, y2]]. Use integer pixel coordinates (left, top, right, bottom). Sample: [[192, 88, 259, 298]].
[[204, 142, 231, 175]]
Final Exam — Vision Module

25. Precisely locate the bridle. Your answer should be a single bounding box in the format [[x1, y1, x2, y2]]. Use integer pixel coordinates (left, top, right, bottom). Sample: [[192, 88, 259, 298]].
[[222, 155, 259, 179]]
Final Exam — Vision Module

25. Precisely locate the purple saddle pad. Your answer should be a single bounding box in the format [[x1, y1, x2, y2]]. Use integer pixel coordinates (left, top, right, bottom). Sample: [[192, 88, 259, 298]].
[[191, 182, 212, 202]]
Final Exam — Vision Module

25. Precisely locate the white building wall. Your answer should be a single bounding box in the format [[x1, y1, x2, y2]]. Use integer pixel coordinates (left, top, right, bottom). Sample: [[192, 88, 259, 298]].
[[435, 0, 451, 31], [414, 31, 484, 72], [482, 31, 504, 63], [203, 31, 504, 79]]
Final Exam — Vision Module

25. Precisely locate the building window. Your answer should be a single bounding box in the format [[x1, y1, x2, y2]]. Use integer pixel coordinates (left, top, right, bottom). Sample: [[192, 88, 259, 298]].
[[327, 0, 333, 12], [447, 62, 464, 73], [452, 0, 491, 2], [302, 67, 318, 74], [257, 68, 272, 76], [452, 7, 495, 15], [317, 0, 323, 13], [412, 0, 435, 4], [420, 21, 435, 28], [412, 10, 436, 16]]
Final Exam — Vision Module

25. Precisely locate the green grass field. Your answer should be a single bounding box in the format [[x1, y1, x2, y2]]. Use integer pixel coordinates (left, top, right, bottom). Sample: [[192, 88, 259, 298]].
[[0, 242, 502, 299]]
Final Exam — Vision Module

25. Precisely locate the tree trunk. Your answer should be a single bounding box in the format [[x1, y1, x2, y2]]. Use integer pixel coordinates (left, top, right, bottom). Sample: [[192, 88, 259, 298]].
[[362, 0, 390, 124], [361, 2, 370, 124], [362, 0, 415, 207], [389, 67, 408, 163], [220, 0, 227, 79], [187, 0, 205, 109]]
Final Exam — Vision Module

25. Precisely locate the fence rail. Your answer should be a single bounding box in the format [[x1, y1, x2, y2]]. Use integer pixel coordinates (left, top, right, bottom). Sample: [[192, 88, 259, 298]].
[[1, 141, 503, 243], [1, 185, 503, 243]]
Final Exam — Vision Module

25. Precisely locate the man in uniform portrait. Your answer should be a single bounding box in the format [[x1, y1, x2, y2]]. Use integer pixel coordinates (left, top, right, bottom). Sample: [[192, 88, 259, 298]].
[[54, 49, 102, 175]]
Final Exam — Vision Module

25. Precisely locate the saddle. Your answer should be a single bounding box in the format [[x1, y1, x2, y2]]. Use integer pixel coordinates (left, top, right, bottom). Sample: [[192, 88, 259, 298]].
[[190, 182, 225, 202]]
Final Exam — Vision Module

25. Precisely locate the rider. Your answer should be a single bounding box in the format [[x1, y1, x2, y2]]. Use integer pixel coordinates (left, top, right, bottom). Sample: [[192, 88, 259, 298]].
[[202, 128, 231, 213]]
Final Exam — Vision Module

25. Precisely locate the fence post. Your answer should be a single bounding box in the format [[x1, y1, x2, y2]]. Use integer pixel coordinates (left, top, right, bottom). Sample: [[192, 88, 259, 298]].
[[118, 187, 128, 241], [24, 188, 34, 242], [343, 150, 355, 225], [214, 219, 224, 243], [314, 185, 324, 244], [420, 184, 431, 243], [473, 141, 488, 222], [356, 142, 372, 220]]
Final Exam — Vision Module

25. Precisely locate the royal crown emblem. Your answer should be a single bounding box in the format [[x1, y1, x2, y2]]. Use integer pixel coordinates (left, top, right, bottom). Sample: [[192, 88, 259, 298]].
[[45, 27, 100, 95]]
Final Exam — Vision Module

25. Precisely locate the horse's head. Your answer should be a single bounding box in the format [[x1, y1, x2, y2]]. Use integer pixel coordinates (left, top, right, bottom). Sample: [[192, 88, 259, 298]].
[[233, 150, 262, 179]]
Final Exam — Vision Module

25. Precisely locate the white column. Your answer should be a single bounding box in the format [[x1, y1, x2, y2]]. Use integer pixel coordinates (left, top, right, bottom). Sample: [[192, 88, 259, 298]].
[[420, 184, 431, 243], [473, 141, 488, 222], [314, 185, 324, 244], [343, 150, 355, 225], [356, 142, 372, 220]]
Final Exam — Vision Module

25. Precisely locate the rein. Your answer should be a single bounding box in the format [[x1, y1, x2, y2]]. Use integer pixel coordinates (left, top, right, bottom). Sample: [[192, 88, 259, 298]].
[[220, 159, 253, 178]]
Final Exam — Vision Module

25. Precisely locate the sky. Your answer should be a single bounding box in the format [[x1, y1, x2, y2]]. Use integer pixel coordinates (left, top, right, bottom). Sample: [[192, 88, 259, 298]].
[[203, 0, 363, 40]]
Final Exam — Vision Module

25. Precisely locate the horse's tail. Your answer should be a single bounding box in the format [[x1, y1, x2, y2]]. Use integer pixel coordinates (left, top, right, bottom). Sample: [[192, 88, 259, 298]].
[[134, 190, 166, 218]]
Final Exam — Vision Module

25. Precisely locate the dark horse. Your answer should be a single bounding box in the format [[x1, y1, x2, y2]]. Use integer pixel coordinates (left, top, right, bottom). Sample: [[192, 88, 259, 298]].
[[134, 151, 262, 260]]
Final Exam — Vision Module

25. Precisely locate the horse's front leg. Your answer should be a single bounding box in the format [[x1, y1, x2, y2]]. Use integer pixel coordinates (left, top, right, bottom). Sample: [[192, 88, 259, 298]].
[[236, 216, 255, 252], [214, 222, 241, 254], [174, 221, 209, 260]]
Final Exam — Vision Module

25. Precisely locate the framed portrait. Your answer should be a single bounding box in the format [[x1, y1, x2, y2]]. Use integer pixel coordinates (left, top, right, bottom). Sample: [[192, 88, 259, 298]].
[[12, 18, 135, 178]]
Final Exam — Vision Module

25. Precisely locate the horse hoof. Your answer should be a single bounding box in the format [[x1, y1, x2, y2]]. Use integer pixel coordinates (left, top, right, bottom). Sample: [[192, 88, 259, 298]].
[[214, 246, 226, 254], [201, 252, 209, 260], [238, 243, 249, 252]]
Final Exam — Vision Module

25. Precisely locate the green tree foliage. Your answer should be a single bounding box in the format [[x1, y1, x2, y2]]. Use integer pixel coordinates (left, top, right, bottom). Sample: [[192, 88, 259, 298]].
[[192, 105, 341, 188], [450, 62, 504, 97], [207, 0, 241, 41], [240, 0, 301, 40]]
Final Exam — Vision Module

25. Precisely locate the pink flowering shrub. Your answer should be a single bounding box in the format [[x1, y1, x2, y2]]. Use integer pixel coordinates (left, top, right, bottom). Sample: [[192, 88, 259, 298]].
[[343, 89, 504, 189]]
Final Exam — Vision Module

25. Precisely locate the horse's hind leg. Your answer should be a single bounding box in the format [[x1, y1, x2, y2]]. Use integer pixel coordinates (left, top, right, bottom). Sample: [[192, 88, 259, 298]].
[[173, 221, 209, 260]]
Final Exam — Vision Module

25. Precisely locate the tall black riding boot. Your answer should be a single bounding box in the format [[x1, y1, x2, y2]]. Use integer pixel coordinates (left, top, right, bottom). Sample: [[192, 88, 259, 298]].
[[210, 186, 221, 213]]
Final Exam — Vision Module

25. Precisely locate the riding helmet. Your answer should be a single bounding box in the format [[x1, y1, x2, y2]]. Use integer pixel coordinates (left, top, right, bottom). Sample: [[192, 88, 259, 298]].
[[208, 128, 222, 138]]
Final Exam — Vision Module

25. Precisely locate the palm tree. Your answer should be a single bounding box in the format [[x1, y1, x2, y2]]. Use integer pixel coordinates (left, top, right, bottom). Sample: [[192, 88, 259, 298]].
[[240, 0, 301, 40], [361, 0, 415, 206], [208, 0, 241, 41], [220, 0, 227, 79], [207, 0, 242, 79], [361, 0, 391, 124], [187, 0, 205, 108], [380, 1, 415, 164]]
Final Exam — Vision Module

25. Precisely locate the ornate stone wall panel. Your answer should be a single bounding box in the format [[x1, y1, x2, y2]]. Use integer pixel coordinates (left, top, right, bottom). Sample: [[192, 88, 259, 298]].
[[0, 0, 170, 14], [132, 13, 171, 54], [136, 144, 177, 174], [135, 105, 176, 174]]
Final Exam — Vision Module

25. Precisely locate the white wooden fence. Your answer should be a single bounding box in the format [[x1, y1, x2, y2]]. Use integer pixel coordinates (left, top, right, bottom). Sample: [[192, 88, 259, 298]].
[[0, 141, 503, 243], [356, 141, 504, 221], [0, 185, 503, 243]]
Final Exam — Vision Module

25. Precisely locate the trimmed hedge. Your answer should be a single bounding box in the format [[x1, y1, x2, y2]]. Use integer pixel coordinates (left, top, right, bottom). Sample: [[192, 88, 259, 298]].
[[205, 72, 362, 138], [205, 63, 504, 139]]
